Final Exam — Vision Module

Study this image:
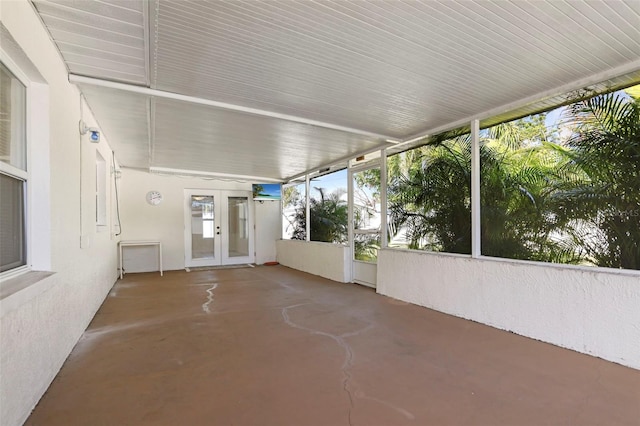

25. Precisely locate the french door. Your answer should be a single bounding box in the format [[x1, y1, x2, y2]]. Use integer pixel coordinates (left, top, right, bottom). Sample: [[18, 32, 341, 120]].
[[184, 189, 254, 267]]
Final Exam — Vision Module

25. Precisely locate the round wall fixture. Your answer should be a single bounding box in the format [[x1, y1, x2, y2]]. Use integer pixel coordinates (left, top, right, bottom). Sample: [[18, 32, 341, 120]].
[[146, 190, 163, 206]]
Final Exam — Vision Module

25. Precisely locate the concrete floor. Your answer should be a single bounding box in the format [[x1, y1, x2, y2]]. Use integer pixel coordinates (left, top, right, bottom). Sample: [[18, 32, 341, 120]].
[[27, 266, 640, 426]]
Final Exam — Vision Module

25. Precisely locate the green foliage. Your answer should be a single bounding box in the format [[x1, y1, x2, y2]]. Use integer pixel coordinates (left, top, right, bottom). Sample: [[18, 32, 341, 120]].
[[479, 118, 584, 264], [354, 235, 380, 262], [292, 187, 348, 244], [388, 134, 472, 253], [354, 168, 381, 199], [387, 87, 640, 270], [286, 86, 640, 271], [555, 91, 640, 269], [282, 185, 301, 209]]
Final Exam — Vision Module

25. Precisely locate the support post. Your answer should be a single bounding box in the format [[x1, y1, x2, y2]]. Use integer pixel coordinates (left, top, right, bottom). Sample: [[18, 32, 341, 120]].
[[471, 119, 481, 258]]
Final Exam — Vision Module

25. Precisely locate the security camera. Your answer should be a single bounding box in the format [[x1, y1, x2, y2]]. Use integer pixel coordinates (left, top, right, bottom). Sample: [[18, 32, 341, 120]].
[[79, 121, 100, 143]]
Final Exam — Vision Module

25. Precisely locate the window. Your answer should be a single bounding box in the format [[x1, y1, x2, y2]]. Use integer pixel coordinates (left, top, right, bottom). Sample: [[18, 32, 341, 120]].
[[480, 85, 640, 270], [282, 180, 305, 239], [0, 61, 27, 273], [387, 129, 472, 254], [308, 169, 348, 243], [287, 169, 348, 243]]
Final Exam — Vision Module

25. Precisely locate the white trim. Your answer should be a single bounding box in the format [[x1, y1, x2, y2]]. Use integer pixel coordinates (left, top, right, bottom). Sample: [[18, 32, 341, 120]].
[[380, 148, 388, 249], [382, 247, 473, 259], [0, 265, 30, 283], [183, 189, 255, 268], [305, 174, 310, 242], [1, 47, 52, 274], [149, 166, 282, 183], [349, 159, 383, 287], [68, 74, 397, 141], [476, 253, 640, 278], [470, 119, 481, 258], [347, 166, 354, 280], [285, 143, 394, 182], [0, 50, 29, 87], [0, 161, 27, 180], [380, 246, 640, 277], [28, 80, 51, 271]]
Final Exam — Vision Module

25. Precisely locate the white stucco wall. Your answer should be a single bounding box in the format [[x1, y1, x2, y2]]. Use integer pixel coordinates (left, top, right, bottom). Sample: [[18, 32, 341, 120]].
[[377, 249, 640, 370], [277, 240, 351, 282], [119, 169, 280, 271], [0, 2, 119, 425], [255, 201, 280, 264]]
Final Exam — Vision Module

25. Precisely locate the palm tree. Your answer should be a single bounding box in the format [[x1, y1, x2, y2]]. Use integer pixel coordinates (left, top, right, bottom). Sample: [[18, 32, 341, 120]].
[[555, 88, 640, 269], [387, 131, 472, 253], [292, 187, 348, 243], [387, 117, 584, 264], [479, 116, 584, 263]]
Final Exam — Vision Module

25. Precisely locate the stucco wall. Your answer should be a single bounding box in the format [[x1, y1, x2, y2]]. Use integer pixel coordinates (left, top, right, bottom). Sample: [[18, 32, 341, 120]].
[[377, 249, 640, 370], [277, 240, 351, 282], [118, 169, 280, 271], [255, 201, 280, 264], [0, 2, 119, 425]]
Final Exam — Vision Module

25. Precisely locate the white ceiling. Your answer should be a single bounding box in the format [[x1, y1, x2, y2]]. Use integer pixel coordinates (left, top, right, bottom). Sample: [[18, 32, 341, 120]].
[[32, 0, 640, 181]]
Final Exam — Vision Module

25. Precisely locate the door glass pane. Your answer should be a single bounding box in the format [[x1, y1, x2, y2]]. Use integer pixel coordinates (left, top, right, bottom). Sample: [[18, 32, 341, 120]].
[[353, 168, 381, 262], [191, 195, 215, 259], [0, 173, 26, 271], [228, 197, 249, 257], [354, 233, 380, 262]]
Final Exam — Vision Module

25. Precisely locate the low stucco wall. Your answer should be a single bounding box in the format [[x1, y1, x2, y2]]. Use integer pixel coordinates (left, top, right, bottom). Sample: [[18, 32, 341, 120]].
[[276, 240, 350, 283], [377, 249, 640, 370]]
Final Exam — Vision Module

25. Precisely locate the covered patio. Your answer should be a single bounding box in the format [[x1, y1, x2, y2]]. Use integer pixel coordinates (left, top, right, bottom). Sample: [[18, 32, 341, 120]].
[[1, 1, 639, 425], [26, 266, 640, 425]]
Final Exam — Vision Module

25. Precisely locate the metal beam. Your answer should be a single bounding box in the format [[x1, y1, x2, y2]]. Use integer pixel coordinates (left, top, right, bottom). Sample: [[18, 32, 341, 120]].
[[68, 74, 398, 141], [148, 167, 283, 183]]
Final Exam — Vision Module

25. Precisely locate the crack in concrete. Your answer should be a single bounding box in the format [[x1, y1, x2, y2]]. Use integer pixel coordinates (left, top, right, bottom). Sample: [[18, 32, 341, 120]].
[[282, 303, 381, 425], [202, 283, 218, 314], [354, 391, 416, 420]]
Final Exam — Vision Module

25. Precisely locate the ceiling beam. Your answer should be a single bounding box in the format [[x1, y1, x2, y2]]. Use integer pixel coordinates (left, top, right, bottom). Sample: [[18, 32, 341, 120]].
[[69, 74, 399, 141], [148, 167, 283, 183]]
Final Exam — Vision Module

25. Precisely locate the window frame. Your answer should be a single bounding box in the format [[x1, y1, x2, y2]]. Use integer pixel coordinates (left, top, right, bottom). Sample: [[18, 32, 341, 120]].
[[0, 55, 30, 277], [0, 42, 51, 281]]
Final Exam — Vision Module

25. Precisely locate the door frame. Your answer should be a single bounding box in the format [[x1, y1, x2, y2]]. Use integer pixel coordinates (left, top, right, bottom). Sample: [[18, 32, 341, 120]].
[[183, 189, 255, 268], [348, 160, 382, 288]]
